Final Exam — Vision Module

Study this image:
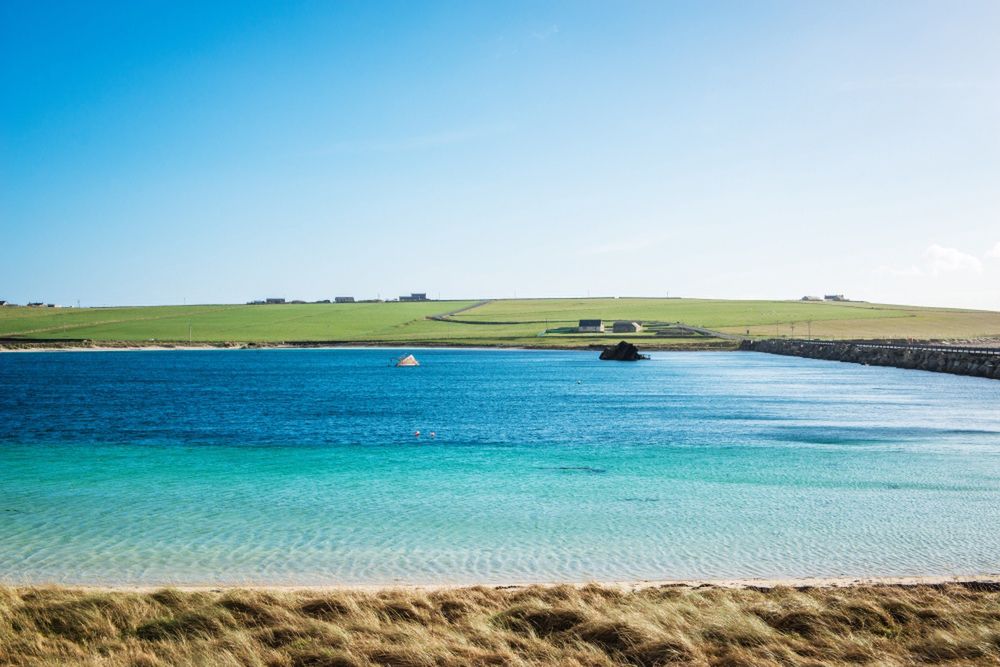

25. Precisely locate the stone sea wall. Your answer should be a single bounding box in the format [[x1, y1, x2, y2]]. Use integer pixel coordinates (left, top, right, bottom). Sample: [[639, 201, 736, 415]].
[[740, 339, 1000, 380]]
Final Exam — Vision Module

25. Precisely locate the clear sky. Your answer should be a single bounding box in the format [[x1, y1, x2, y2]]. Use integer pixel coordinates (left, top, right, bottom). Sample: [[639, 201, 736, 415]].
[[3, 1, 999, 309]]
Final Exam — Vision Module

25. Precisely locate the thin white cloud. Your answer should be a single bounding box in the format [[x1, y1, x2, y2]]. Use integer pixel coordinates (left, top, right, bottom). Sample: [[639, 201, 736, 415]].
[[879, 264, 923, 278], [580, 233, 670, 257], [312, 124, 510, 156], [924, 244, 982, 275], [366, 127, 498, 152], [532, 24, 560, 41], [987, 242, 1000, 259], [881, 244, 983, 277], [837, 78, 995, 93]]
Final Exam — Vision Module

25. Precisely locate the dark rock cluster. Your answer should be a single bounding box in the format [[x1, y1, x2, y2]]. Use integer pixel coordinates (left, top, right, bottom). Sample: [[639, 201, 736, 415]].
[[599, 341, 649, 361]]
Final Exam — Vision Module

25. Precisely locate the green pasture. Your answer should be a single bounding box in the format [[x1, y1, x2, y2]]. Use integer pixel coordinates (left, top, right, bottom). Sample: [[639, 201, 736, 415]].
[[2, 297, 999, 346], [0, 302, 471, 343], [458, 298, 902, 328]]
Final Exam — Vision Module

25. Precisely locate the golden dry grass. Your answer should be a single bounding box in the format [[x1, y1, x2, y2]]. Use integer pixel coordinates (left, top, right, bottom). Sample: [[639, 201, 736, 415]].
[[2, 583, 1000, 666]]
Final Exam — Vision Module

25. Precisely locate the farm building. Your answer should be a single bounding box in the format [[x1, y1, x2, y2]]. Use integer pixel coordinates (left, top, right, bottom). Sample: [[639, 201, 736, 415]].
[[265, 298, 286, 304], [578, 319, 605, 333], [612, 321, 642, 333], [824, 294, 846, 301], [400, 293, 428, 302], [335, 296, 355, 303]]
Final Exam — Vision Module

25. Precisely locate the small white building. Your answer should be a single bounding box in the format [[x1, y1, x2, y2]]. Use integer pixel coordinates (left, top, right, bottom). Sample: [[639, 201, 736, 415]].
[[612, 321, 642, 333]]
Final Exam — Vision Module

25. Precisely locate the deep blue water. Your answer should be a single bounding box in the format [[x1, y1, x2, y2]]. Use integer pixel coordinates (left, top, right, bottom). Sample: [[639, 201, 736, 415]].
[[1, 348, 999, 585]]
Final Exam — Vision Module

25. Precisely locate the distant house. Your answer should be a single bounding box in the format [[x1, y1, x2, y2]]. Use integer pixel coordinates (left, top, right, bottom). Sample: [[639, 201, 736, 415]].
[[578, 319, 605, 333], [612, 321, 642, 333], [265, 298, 286, 304], [0, 300, 7, 306], [824, 294, 846, 301], [399, 293, 428, 302], [801, 296, 823, 301], [335, 296, 355, 303]]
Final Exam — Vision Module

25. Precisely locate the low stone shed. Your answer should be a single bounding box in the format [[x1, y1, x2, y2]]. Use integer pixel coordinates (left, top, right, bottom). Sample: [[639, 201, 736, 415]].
[[613, 321, 642, 333]]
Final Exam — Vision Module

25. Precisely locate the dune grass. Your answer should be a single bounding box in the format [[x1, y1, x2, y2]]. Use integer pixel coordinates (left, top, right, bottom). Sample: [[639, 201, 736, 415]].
[[2, 582, 1000, 666], [2, 297, 1000, 347]]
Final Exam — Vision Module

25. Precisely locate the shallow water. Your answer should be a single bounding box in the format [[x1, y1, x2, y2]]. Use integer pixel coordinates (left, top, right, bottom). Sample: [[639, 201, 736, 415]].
[[1, 348, 999, 585]]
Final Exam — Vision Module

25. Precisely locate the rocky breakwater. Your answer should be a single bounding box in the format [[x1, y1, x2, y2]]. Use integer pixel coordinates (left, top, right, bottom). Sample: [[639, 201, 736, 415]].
[[740, 339, 1000, 380]]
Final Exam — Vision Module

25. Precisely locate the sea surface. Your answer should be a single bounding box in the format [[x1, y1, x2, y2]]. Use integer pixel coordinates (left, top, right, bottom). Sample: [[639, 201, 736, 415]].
[[2, 348, 1000, 586]]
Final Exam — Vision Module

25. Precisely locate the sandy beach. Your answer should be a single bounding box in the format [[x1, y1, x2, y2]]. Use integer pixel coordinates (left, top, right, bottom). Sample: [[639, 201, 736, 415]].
[[32, 573, 1000, 594]]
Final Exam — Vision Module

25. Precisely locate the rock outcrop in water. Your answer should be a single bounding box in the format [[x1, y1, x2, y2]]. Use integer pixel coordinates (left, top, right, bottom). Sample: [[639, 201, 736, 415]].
[[599, 341, 649, 361], [740, 339, 1000, 380]]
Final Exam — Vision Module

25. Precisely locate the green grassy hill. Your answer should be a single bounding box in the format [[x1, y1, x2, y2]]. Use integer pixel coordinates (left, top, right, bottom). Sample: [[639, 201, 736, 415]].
[[2, 298, 999, 348]]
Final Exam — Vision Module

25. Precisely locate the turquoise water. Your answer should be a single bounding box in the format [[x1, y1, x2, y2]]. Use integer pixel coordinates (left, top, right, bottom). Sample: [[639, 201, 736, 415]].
[[2, 348, 999, 586]]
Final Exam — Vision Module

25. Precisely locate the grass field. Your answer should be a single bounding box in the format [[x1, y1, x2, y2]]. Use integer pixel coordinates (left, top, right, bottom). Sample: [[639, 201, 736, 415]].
[[2, 583, 999, 666], [2, 298, 1000, 348]]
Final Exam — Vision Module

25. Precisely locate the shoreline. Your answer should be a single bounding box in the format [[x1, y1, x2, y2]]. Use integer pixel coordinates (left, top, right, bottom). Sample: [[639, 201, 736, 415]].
[[0, 340, 738, 353], [12, 573, 1000, 593]]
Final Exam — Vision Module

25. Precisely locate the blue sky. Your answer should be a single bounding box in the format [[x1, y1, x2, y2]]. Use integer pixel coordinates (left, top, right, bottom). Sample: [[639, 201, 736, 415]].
[[3, 1, 999, 308]]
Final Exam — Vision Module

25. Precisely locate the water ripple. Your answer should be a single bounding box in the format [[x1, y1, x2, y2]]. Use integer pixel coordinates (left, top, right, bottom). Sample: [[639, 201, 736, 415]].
[[2, 349, 1000, 585]]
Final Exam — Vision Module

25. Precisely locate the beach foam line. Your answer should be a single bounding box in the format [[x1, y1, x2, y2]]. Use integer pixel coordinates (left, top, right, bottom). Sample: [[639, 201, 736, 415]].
[[24, 573, 1000, 593]]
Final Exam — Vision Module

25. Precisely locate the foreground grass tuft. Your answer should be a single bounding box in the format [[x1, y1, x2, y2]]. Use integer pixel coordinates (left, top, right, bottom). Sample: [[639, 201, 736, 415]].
[[2, 583, 1000, 665]]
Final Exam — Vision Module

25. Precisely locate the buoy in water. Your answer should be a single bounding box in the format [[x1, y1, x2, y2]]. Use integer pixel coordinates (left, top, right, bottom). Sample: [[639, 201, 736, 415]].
[[395, 354, 419, 367], [414, 430, 421, 437]]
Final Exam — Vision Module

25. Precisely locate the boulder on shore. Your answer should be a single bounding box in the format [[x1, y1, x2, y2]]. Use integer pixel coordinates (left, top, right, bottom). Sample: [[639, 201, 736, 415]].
[[599, 340, 649, 361]]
